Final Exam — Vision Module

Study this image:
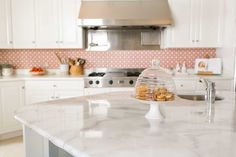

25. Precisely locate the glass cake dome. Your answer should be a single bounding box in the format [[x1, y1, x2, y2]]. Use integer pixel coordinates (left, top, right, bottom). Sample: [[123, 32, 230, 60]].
[[135, 60, 176, 102]]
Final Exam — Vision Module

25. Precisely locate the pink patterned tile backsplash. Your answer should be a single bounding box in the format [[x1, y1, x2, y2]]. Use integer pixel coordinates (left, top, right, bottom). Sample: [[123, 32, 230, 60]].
[[0, 49, 216, 69]]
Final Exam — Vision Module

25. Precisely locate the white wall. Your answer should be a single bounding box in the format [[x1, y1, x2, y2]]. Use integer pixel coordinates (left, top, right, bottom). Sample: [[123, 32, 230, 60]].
[[216, 0, 236, 77]]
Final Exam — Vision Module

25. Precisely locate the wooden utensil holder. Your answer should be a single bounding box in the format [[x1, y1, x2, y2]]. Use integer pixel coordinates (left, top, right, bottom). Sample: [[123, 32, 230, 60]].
[[70, 65, 84, 76]]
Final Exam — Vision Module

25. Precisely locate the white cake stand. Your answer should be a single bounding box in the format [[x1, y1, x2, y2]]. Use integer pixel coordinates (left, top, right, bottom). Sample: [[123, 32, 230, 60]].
[[136, 99, 165, 120], [145, 101, 165, 120]]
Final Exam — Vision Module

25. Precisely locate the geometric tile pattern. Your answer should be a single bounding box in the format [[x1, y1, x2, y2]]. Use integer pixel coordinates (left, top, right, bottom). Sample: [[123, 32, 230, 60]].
[[0, 48, 216, 69]]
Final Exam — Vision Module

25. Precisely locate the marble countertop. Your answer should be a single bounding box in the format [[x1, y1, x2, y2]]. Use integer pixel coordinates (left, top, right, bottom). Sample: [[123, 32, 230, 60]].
[[0, 74, 85, 82], [0, 74, 233, 82], [15, 91, 236, 157]]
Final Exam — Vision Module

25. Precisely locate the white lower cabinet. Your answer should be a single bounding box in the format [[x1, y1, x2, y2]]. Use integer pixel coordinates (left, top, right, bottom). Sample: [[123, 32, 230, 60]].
[[196, 79, 233, 91], [0, 81, 25, 134], [84, 88, 134, 96], [25, 80, 84, 105], [174, 78, 233, 92], [174, 80, 197, 91], [84, 88, 110, 96]]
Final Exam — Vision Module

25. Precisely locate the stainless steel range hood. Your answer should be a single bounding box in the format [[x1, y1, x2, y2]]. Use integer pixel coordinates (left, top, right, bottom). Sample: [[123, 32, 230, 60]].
[[78, 0, 173, 28]]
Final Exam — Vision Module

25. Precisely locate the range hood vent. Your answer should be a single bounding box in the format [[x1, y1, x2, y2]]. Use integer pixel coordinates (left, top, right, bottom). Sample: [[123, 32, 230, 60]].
[[84, 27, 162, 51], [78, 0, 173, 28]]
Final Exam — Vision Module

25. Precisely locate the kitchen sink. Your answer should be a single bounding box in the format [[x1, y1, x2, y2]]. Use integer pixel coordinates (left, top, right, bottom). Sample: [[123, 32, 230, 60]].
[[178, 94, 224, 101]]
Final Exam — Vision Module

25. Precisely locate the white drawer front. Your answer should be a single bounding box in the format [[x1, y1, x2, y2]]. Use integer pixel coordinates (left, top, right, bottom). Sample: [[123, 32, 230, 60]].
[[213, 80, 233, 91], [174, 80, 196, 91], [196, 79, 233, 91], [54, 81, 84, 90], [25, 81, 53, 89]]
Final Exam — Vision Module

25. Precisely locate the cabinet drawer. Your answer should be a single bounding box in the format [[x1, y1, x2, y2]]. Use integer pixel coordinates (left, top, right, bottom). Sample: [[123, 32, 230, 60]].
[[25, 81, 53, 89], [84, 88, 110, 96], [54, 81, 84, 90], [174, 80, 196, 91], [214, 80, 233, 91], [55, 90, 84, 99], [196, 79, 233, 91]]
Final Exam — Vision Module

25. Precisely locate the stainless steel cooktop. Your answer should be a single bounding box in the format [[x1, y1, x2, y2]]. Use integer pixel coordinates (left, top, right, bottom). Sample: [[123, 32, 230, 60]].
[[84, 68, 144, 88]]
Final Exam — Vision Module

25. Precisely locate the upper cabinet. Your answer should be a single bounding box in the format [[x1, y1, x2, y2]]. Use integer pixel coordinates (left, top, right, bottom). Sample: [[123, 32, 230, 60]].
[[0, 0, 13, 48], [35, 0, 83, 48], [165, 0, 224, 48], [58, 0, 83, 48], [9, 0, 83, 49], [35, 0, 59, 48], [11, 0, 36, 48]]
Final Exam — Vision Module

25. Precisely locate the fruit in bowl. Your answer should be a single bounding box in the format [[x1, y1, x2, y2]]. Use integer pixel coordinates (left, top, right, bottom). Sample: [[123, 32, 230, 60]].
[[29, 67, 46, 75]]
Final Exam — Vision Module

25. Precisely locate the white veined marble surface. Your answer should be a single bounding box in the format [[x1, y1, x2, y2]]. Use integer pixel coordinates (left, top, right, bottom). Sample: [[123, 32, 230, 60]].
[[15, 92, 236, 157]]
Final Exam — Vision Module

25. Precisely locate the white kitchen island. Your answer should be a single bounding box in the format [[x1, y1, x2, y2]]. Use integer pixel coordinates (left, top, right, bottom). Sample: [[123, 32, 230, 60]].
[[15, 92, 236, 157]]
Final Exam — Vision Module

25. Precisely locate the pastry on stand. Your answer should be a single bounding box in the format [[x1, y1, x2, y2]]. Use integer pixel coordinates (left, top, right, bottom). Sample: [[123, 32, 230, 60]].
[[134, 60, 176, 120]]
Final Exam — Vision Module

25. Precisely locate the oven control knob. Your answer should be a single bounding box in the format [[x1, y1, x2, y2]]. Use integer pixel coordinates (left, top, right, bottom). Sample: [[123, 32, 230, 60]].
[[109, 80, 113, 85], [95, 80, 100, 84], [129, 80, 134, 85], [89, 80, 93, 85]]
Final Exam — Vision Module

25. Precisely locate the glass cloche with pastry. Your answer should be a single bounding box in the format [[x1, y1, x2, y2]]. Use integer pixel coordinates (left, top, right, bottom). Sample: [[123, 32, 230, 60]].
[[135, 60, 176, 102]]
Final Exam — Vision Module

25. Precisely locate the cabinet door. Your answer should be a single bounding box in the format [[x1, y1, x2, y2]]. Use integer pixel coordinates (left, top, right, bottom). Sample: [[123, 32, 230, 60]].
[[0, 82, 25, 133], [25, 90, 54, 105], [196, 79, 233, 91], [0, 0, 13, 48], [84, 88, 110, 96], [25, 81, 54, 105], [109, 88, 134, 92], [174, 80, 196, 91], [165, 0, 195, 48], [35, 0, 59, 48], [53, 80, 84, 99], [58, 0, 83, 48], [196, 0, 224, 47], [11, 0, 36, 48], [54, 90, 84, 99]]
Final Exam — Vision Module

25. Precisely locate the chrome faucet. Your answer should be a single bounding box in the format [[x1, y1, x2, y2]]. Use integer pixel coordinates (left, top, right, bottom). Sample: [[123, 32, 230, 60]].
[[200, 78, 216, 123], [199, 78, 216, 104]]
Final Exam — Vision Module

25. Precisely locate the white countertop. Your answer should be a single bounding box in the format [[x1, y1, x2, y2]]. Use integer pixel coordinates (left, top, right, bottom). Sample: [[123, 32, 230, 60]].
[[15, 91, 236, 157], [0, 74, 85, 82], [0, 74, 233, 82]]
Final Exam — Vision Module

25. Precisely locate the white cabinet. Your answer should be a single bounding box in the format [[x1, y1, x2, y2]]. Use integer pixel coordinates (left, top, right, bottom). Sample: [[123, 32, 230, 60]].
[[35, 0, 83, 48], [196, 79, 233, 91], [25, 80, 84, 105], [58, 0, 83, 48], [0, 0, 13, 48], [84, 88, 110, 96], [25, 81, 54, 105], [174, 78, 233, 92], [35, 0, 59, 48], [11, 0, 36, 48], [165, 0, 195, 48], [84, 88, 134, 96], [0, 81, 25, 134], [196, 0, 224, 47], [174, 80, 196, 91], [165, 0, 223, 48], [8, 0, 82, 49]]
